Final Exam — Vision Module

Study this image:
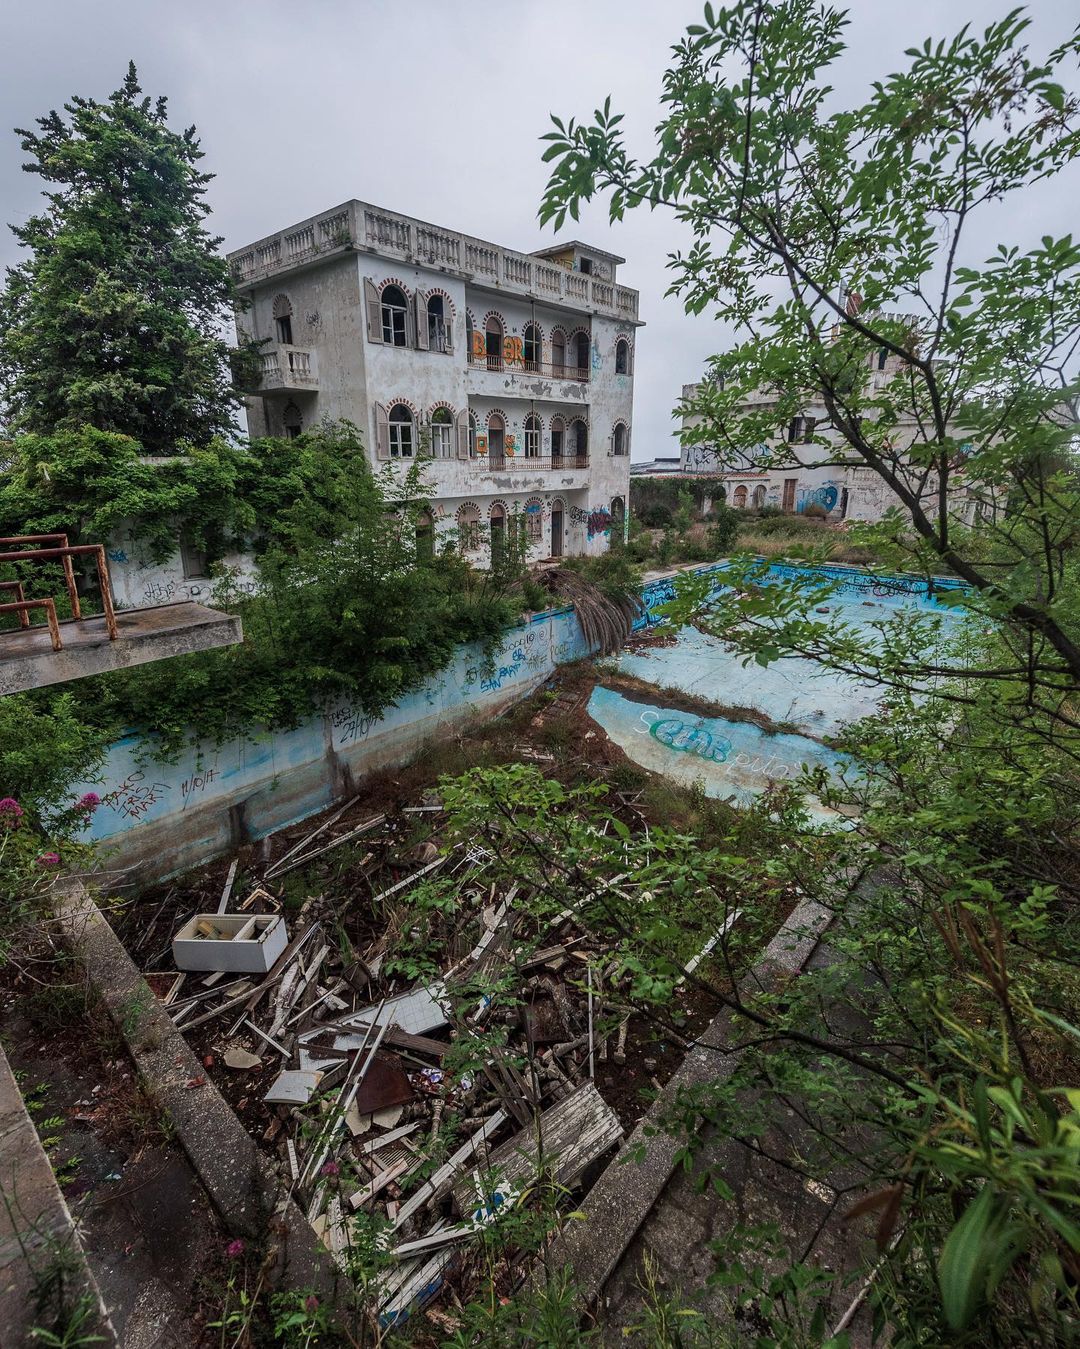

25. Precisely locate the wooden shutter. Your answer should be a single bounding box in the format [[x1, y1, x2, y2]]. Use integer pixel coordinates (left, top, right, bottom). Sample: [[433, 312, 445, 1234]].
[[414, 290, 429, 350], [374, 402, 389, 460], [444, 304, 453, 354], [365, 279, 383, 343], [456, 408, 470, 460]]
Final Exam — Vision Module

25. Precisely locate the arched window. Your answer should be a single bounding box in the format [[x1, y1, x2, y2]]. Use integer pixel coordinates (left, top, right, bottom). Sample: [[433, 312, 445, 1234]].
[[610, 496, 625, 546], [615, 338, 630, 375], [388, 403, 414, 457], [569, 418, 588, 463], [430, 407, 453, 459], [524, 497, 543, 542], [612, 423, 627, 456], [485, 316, 504, 370], [283, 401, 302, 439], [381, 285, 409, 346], [550, 416, 565, 464], [551, 329, 566, 375], [457, 503, 481, 552], [427, 294, 448, 352], [416, 510, 434, 562], [468, 411, 478, 457], [573, 331, 590, 378], [273, 294, 294, 346], [550, 497, 564, 557], [733, 485, 748, 508], [490, 503, 506, 564], [487, 411, 505, 467], [877, 347, 888, 371], [752, 484, 766, 509], [523, 414, 541, 459], [523, 323, 541, 372]]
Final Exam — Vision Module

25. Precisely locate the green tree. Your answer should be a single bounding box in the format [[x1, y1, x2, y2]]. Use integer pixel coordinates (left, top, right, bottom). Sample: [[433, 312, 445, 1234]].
[[537, 4, 1080, 1340], [540, 1, 1080, 721], [0, 62, 239, 449]]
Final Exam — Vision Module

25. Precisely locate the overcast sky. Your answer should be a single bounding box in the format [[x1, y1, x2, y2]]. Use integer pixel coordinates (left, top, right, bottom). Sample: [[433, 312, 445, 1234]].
[[2, 1, 1076, 458]]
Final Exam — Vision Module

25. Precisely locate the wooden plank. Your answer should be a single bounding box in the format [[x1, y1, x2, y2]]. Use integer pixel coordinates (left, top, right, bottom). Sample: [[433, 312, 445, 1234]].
[[348, 1158, 410, 1210], [393, 1110, 509, 1229], [451, 1083, 622, 1216]]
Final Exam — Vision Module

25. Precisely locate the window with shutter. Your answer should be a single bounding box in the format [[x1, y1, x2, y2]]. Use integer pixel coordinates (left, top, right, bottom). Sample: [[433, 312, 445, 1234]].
[[456, 408, 470, 459], [381, 286, 409, 346], [414, 290, 429, 350], [364, 280, 384, 343], [374, 403, 390, 459], [430, 408, 453, 459]]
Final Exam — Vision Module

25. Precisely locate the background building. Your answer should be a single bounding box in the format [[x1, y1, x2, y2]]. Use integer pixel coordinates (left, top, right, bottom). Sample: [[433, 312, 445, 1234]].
[[229, 201, 642, 564]]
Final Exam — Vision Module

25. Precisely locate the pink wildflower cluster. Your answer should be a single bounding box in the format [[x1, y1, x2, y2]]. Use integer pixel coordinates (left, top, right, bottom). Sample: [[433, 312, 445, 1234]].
[[36, 853, 61, 867], [0, 798, 24, 827]]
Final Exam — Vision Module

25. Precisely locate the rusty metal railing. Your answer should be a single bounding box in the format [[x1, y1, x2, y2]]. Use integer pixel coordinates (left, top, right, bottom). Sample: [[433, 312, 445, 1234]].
[[0, 534, 117, 652]]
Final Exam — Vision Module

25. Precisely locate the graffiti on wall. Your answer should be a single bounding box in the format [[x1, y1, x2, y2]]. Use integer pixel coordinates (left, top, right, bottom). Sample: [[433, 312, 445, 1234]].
[[103, 770, 171, 821], [567, 505, 612, 539], [331, 706, 381, 745], [180, 766, 219, 804], [642, 712, 732, 763]]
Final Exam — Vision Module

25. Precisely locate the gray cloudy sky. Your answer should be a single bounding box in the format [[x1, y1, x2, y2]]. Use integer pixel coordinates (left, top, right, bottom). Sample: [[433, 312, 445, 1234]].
[[2, 1, 1076, 458]]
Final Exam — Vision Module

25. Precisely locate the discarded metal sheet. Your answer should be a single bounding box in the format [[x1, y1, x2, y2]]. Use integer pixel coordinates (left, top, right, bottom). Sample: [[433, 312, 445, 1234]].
[[352, 1052, 415, 1115]]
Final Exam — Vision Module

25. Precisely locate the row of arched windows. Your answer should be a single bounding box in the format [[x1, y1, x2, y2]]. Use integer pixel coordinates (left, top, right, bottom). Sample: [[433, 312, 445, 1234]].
[[375, 403, 629, 462], [731, 484, 768, 509], [273, 286, 634, 375]]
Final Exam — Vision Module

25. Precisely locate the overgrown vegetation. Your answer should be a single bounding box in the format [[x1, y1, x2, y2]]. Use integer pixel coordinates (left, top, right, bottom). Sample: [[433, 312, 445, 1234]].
[[540, 0, 1080, 1341]]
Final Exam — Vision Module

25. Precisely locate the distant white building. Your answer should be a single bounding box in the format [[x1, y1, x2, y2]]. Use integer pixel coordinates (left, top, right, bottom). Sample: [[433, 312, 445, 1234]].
[[669, 345, 984, 524], [226, 201, 642, 564]]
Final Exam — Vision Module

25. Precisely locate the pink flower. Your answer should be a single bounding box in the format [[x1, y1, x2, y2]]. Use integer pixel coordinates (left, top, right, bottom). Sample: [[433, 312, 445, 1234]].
[[36, 853, 61, 867], [78, 792, 101, 809], [225, 1238, 245, 1259], [304, 1296, 319, 1314], [320, 1161, 340, 1178], [0, 798, 23, 823]]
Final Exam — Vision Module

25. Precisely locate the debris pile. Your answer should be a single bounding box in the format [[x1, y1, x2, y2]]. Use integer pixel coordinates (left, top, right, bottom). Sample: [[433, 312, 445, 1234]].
[[145, 797, 628, 1325]]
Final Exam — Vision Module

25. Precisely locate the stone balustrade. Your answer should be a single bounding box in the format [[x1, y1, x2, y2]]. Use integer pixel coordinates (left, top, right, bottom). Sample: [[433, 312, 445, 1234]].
[[229, 201, 640, 324]]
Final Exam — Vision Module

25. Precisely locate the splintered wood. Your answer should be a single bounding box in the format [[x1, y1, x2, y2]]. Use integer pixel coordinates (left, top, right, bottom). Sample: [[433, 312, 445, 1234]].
[[141, 787, 660, 1327]]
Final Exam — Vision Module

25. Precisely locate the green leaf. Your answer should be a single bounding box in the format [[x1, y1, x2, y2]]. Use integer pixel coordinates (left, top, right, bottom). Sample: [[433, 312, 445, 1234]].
[[938, 1187, 995, 1330]]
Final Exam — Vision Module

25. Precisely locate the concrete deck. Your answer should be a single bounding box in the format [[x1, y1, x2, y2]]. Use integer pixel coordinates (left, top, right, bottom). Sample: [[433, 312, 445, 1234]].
[[0, 603, 242, 695]]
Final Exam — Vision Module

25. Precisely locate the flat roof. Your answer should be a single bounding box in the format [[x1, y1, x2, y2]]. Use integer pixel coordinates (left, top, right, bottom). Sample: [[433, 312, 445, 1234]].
[[531, 240, 626, 265]]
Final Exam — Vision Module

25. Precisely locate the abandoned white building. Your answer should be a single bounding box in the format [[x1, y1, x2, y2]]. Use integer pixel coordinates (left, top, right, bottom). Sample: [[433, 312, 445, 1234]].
[[638, 344, 984, 525], [227, 201, 642, 565]]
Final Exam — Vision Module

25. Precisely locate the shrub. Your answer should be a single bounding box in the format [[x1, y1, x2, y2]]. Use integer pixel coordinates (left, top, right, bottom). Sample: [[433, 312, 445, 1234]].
[[803, 502, 829, 520], [707, 503, 740, 555], [637, 503, 673, 528]]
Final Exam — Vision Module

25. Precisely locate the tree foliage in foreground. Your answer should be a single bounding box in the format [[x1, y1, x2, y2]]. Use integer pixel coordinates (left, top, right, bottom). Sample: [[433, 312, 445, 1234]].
[[541, 0, 1080, 728], [0, 62, 239, 448], [537, 3, 1080, 1342]]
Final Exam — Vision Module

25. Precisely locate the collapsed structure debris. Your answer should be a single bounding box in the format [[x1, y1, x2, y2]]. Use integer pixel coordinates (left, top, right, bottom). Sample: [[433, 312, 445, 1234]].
[[143, 796, 633, 1324]]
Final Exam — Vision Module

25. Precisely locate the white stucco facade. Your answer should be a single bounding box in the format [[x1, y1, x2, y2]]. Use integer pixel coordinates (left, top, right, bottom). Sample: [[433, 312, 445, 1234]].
[[228, 201, 642, 564]]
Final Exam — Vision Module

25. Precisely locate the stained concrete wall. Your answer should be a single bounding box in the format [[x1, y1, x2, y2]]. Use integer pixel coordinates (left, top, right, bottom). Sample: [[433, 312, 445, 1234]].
[[73, 603, 593, 882]]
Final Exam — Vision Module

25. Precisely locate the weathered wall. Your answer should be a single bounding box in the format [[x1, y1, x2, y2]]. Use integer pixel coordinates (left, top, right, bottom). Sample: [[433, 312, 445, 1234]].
[[75, 603, 592, 882]]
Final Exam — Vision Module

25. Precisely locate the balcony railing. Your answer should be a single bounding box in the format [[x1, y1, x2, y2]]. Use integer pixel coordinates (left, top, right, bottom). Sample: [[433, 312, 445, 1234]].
[[258, 345, 318, 392], [468, 353, 589, 383], [472, 453, 589, 472], [228, 201, 641, 323]]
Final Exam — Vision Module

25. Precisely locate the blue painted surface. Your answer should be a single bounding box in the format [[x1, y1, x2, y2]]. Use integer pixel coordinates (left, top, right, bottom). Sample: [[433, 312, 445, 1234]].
[[590, 562, 962, 808]]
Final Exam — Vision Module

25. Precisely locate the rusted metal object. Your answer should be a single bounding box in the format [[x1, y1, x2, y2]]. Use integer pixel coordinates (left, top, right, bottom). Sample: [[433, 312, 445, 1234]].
[[0, 533, 117, 647]]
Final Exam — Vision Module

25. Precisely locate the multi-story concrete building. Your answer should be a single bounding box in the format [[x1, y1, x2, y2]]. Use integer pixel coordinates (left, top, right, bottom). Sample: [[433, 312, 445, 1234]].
[[227, 201, 642, 563], [639, 345, 981, 525]]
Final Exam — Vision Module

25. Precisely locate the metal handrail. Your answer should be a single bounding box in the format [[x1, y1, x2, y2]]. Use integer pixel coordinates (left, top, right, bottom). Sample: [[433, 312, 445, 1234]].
[[0, 535, 117, 647], [467, 354, 589, 383]]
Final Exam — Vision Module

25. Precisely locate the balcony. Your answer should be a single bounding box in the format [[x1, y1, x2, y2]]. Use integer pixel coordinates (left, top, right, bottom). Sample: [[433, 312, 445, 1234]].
[[466, 353, 591, 405], [476, 453, 589, 473], [228, 201, 641, 325], [255, 345, 318, 394]]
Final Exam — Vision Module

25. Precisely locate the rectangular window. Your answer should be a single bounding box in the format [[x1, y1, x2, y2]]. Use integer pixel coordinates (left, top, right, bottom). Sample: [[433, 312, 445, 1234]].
[[382, 305, 407, 346], [432, 422, 453, 459], [180, 539, 209, 579], [275, 315, 293, 346]]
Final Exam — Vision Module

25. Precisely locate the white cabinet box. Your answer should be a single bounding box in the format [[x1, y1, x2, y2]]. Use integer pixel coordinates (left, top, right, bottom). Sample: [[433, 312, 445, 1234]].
[[172, 913, 288, 974]]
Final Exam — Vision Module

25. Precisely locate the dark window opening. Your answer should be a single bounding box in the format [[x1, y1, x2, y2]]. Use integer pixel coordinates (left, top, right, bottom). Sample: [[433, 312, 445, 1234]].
[[615, 339, 629, 375], [275, 314, 293, 346]]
